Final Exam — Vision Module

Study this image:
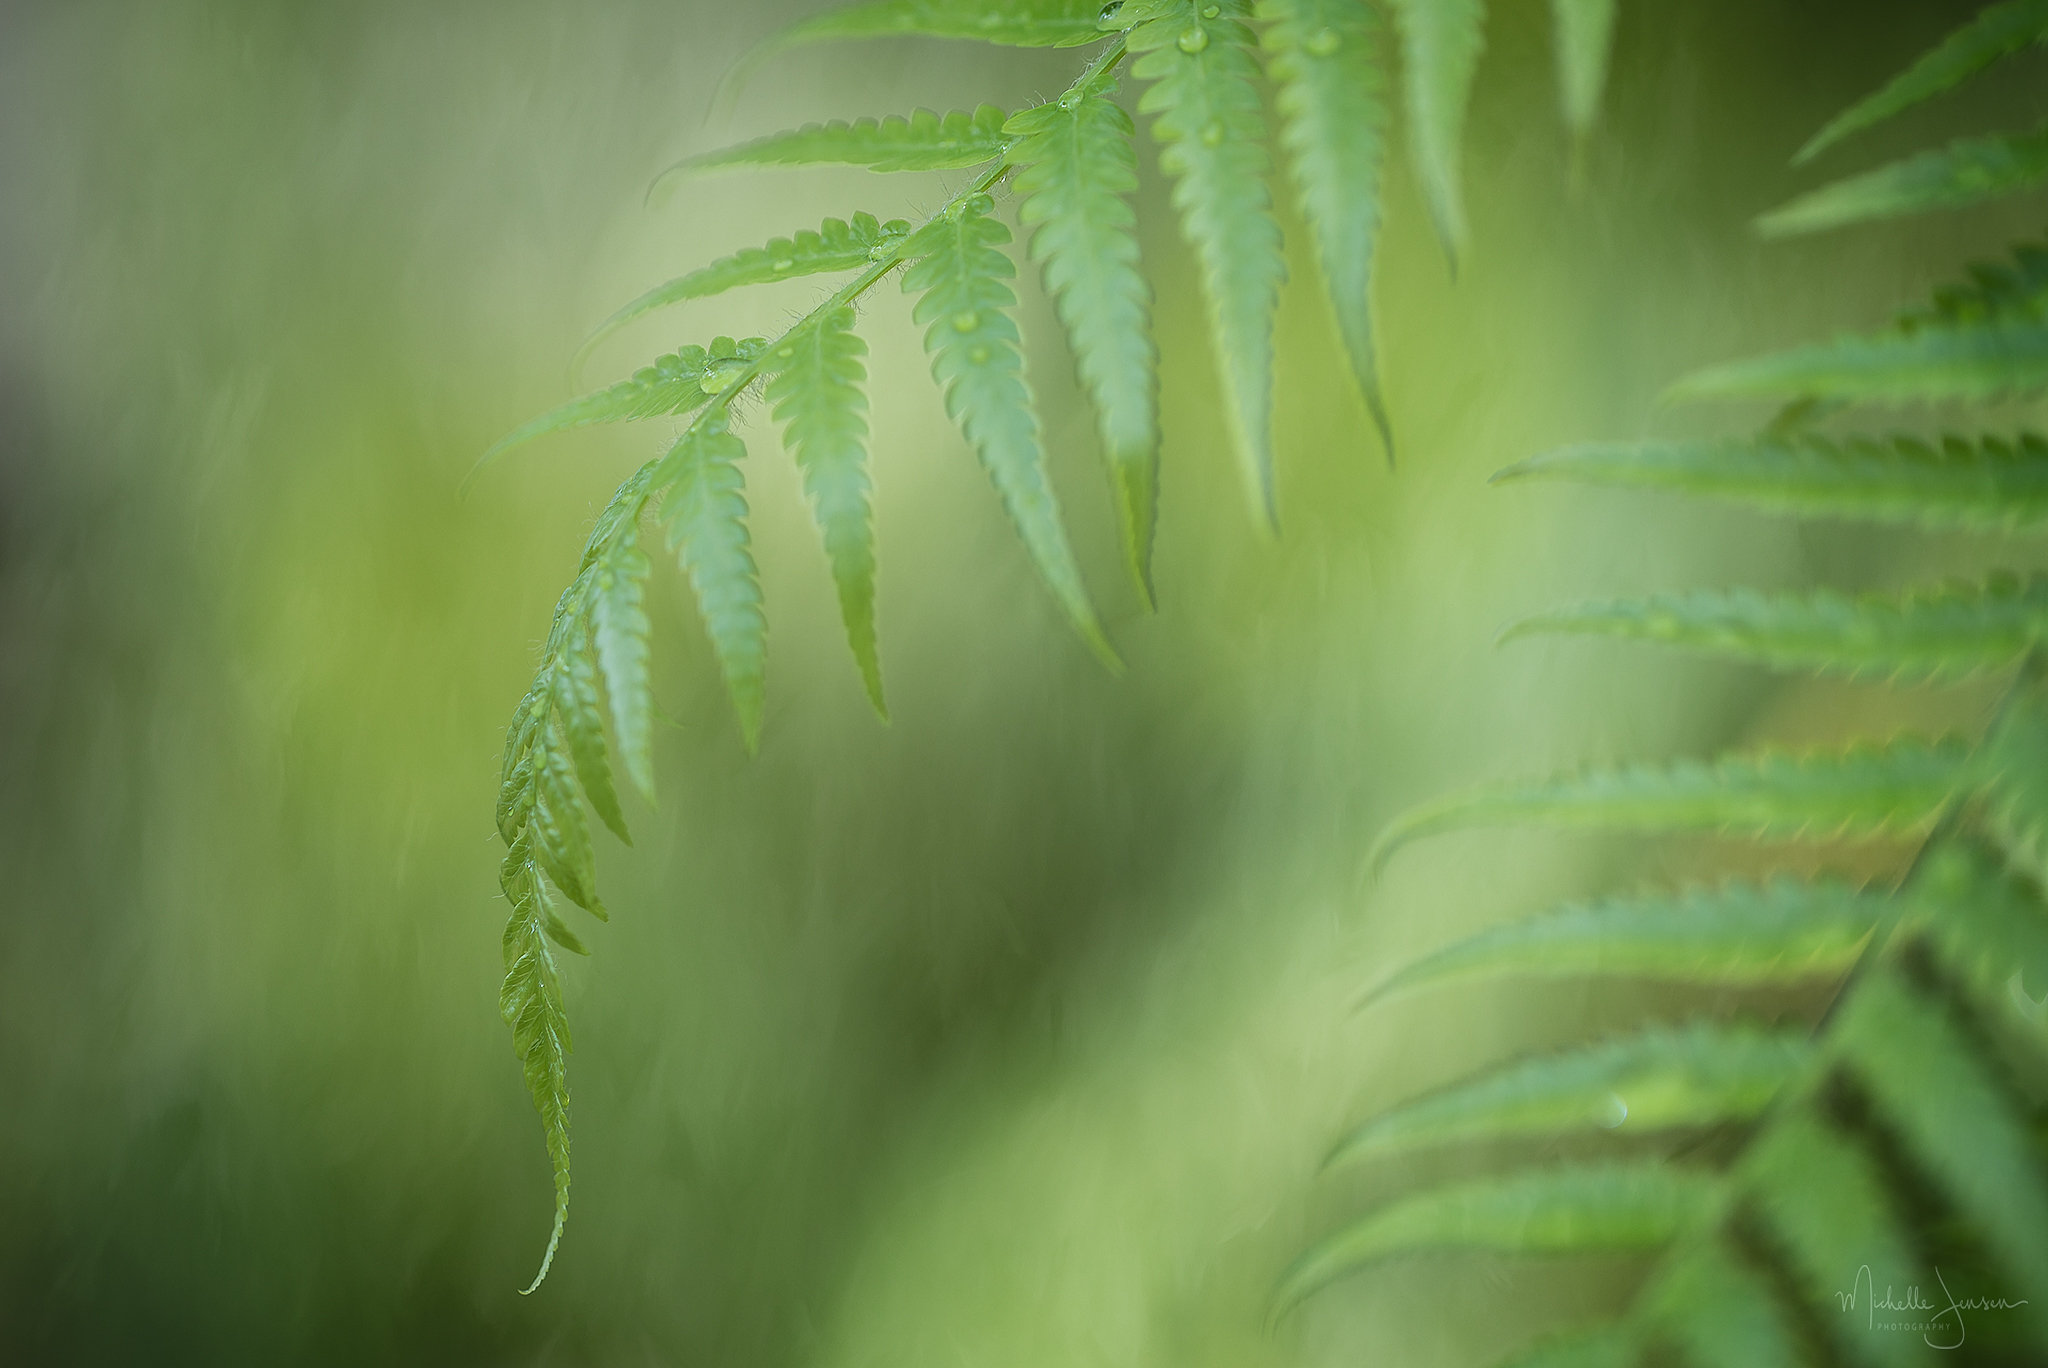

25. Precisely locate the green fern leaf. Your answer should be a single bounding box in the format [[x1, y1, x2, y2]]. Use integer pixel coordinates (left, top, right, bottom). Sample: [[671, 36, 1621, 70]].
[[1386, 0, 1487, 255], [1358, 879, 1880, 1005], [1130, 0, 1286, 523], [1639, 1240, 1801, 1368], [483, 338, 770, 467], [1260, 0, 1394, 452], [1326, 1024, 1808, 1169], [572, 214, 911, 380], [1490, 1325, 1637, 1368], [901, 193, 1116, 665], [1548, 0, 1617, 141], [1276, 1161, 1718, 1309], [498, 842, 572, 1294], [766, 305, 886, 714], [1005, 72, 1162, 601], [1740, 1113, 1927, 1368], [532, 718, 607, 918], [1496, 434, 2048, 531], [1370, 736, 1973, 868], [589, 533, 657, 805], [1795, 0, 2048, 164], [658, 411, 769, 749], [663, 106, 1011, 184], [1669, 320, 2048, 404], [1839, 967, 2048, 1296], [1762, 125, 2048, 237], [754, 0, 1107, 51], [1904, 237, 2048, 330], [497, 686, 547, 845], [1503, 576, 2048, 683], [552, 639, 630, 845]]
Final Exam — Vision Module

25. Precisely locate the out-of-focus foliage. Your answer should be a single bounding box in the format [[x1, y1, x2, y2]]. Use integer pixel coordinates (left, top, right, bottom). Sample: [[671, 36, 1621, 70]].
[[0, 0, 2039, 1365], [1297, 8, 2048, 1361]]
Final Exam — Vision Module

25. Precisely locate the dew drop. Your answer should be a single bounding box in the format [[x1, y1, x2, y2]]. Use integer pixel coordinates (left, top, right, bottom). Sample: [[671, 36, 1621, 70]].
[[968, 345, 991, 364], [1201, 4, 1220, 17], [1098, 1, 1123, 18], [1059, 91, 1082, 111], [1306, 27, 1340, 55], [1177, 25, 1209, 52], [776, 346, 795, 360], [769, 257, 795, 273], [1200, 118, 1225, 147], [1593, 1093, 1629, 1129], [952, 310, 980, 332]]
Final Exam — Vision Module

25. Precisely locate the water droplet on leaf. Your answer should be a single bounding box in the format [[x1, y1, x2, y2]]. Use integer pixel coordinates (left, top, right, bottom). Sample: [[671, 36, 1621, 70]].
[[968, 345, 991, 364], [1200, 118, 1225, 146], [1593, 1093, 1628, 1129], [952, 310, 980, 332], [1178, 25, 1208, 52], [1306, 27, 1340, 55], [769, 257, 795, 273], [1201, 4, 1220, 16], [1058, 91, 1082, 111]]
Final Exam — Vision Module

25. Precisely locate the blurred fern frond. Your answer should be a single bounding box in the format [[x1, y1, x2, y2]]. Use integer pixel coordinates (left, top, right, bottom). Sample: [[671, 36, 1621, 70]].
[[1296, 7, 2048, 1360], [484, 0, 1620, 1287]]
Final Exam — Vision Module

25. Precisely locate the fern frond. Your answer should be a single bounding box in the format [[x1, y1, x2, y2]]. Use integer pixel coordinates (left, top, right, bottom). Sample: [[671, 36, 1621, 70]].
[[657, 411, 769, 749], [1547, 0, 1617, 142], [1496, 434, 2048, 531], [572, 214, 911, 380], [753, 0, 1107, 53], [766, 305, 886, 714], [532, 715, 607, 918], [553, 638, 631, 845], [1326, 1025, 1808, 1169], [1669, 320, 2048, 404], [499, 842, 573, 1294], [1260, 0, 1394, 452], [1370, 736, 1973, 868], [1502, 576, 2048, 683], [1638, 1240, 1801, 1368], [1836, 967, 2048, 1296], [1795, 0, 2048, 164], [1915, 842, 2048, 1020], [1358, 879, 1881, 1005], [1386, 0, 1487, 256], [1490, 1325, 1637, 1368], [589, 532, 657, 805], [1275, 1162, 1718, 1310], [481, 338, 769, 468], [661, 106, 1011, 186], [1904, 237, 2048, 330], [1761, 125, 2048, 237], [1130, 0, 1286, 524], [1740, 1113, 1927, 1368], [1005, 72, 1162, 600], [901, 192, 1117, 665]]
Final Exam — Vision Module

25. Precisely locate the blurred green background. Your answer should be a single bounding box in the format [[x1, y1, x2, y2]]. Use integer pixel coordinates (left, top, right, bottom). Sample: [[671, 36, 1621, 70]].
[[0, 0, 2038, 1362]]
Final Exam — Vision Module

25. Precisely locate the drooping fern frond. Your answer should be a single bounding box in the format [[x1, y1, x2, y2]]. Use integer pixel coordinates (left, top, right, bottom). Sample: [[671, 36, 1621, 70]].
[[1130, 0, 1287, 522], [485, 0, 1624, 1285], [1293, 9, 2048, 1357], [1502, 576, 2048, 683], [1496, 431, 2048, 530], [1794, 0, 2048, 164], [1259, 0, 1393, 452], [1004, 71, 1161, 598]]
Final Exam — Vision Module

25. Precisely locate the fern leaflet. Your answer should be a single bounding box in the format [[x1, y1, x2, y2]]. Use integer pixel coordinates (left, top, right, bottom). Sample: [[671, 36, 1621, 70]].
[[657, 411, 769, 750], [1326, 1025, 1809, 1169], [1005, 72, 1162, 601], [1357, 878, 1881, 1004], [766, 305, 886, 714], [902, 192, 1116, 665], [1761, 124, 2048, 237], [1795, 0, 2048, 163], [479, 337, 767, 469], [1496, 433, 2048, 530], [498, 842, 573, 1294], [1369, 735, 1973, 868], [658, 105, 1011, 187], [753, 0, 1107, 52], [1386, 0, 1486, 255], [589, 532, 656, 805], [1260, 0, 1394, 453], [571, 214, 911, 381], [1547, 0, 1617, 141], [1502, 576, 2048, 683], [1131, 0, 1286, 523]]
